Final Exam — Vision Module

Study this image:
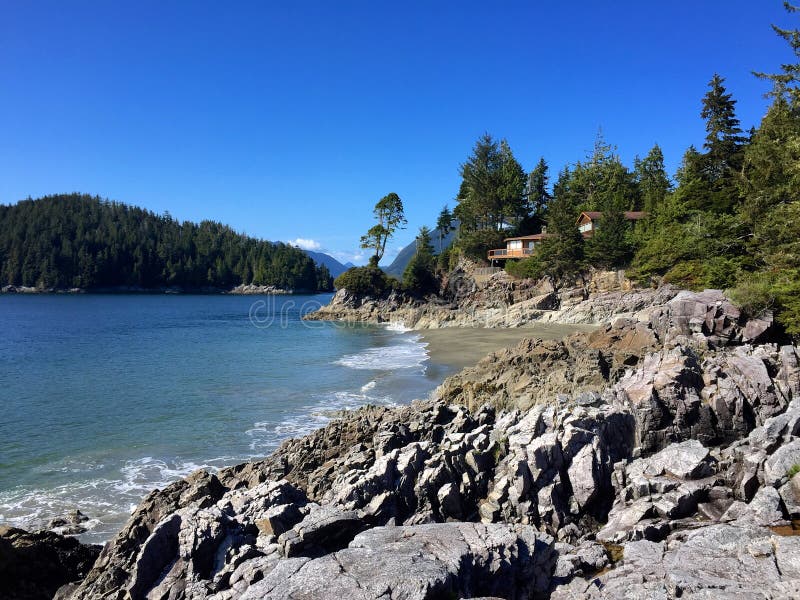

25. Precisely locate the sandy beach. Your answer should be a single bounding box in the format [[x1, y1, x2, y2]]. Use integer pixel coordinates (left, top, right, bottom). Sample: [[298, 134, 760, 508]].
[[420, 323, 598, 370]]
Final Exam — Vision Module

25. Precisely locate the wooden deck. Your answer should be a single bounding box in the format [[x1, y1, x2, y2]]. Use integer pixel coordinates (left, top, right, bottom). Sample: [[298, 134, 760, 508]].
[[487, 248, 534, 260]]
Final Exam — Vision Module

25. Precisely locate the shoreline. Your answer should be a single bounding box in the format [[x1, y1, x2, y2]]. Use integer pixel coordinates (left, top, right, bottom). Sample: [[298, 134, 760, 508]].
[[9, 286, 800, 599], [419, 322, 599, 371]]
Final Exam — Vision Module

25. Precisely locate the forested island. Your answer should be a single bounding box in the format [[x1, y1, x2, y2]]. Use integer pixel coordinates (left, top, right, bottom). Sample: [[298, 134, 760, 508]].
[[0, 194, 333, 293]]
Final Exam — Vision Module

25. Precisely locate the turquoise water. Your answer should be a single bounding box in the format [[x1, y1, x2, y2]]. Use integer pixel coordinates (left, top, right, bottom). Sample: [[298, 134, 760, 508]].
[[0, 294, 448, 542]]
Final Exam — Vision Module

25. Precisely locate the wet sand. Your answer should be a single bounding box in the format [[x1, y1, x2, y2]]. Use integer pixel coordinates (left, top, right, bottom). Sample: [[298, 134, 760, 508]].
[[420, 323, 598, 371]]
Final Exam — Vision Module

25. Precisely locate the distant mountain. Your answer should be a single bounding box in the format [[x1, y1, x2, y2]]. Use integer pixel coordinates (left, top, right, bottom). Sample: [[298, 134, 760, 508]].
[[302, 250, 350, 278], [383, 225, 458, 279]]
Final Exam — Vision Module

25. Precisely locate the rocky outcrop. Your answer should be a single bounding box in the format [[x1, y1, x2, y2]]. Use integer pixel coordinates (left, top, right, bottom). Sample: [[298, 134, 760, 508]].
[[304, 262, 683, 329], [49, 286, 800, 599], [306, 257, 784, 345], [226, 284, 294, 295], [0, 525, 101, 600]]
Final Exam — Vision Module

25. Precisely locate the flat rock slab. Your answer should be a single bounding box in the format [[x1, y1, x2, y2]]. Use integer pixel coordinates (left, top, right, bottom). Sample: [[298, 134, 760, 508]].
[[554, 524, 800, 599], [242, 522, 556, 600]]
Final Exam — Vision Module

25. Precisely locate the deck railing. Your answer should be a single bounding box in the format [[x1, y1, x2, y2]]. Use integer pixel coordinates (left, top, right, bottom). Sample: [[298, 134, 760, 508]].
[[487, 248, 534, 259]]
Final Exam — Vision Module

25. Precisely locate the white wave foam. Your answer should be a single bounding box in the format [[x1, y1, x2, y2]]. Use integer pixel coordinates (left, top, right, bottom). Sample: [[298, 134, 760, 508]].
[[385, 321, 412, 332], [335, 335, 428, 371], [361, 380, 377, 392], [0, 455, 236, 544], [246, 389, 397, 454]]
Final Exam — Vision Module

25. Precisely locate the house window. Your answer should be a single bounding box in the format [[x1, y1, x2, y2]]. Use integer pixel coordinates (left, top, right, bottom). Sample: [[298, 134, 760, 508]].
[[508, 240, 522, 250], [579, 222, 593, 233]]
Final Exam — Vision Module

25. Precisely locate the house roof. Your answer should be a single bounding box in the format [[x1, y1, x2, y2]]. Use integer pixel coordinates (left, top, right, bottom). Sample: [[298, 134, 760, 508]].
[[503, 233, 554, 242], [579, 211, 648, 221]]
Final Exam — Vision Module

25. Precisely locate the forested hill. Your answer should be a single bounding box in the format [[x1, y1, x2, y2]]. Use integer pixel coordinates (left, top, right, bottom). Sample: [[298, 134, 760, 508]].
[[0, 194, 333, 292]]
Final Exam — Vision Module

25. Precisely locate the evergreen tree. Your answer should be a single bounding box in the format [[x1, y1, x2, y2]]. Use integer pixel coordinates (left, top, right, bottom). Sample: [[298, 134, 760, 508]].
[[741, 4, 800, 224], [563, 132, 637, 212], [457, 134, 502, 230], [678, 74, 747, 213], [456, 134, 527, 231], [435, 205, 454, 253], [403, 226, 438, 295], [537, 181, 584, 281], [739, 98, 800, 224], [754, 2, 800, 105], [497, 139, 527, 226], [634, 144, 671, 215], [359, 192, 407, 266], [585, 193, 634, 269], [701, 74, 746, 177], [527, 157, 551, 216]]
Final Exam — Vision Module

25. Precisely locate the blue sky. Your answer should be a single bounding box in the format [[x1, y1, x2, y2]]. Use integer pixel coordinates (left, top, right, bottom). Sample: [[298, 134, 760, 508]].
[[0, 1, 794, 264]]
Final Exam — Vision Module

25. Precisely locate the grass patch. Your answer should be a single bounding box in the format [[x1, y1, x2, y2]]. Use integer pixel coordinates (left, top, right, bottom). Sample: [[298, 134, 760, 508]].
[[600, 541, 625, 564]]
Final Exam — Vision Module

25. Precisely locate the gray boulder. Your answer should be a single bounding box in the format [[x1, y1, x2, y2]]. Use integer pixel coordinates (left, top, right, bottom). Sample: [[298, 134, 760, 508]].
[[241, 522, 557, 600]]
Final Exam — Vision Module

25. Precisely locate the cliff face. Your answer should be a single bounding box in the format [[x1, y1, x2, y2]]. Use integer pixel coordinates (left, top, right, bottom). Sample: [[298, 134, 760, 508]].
[[56, 289, 800, 600]]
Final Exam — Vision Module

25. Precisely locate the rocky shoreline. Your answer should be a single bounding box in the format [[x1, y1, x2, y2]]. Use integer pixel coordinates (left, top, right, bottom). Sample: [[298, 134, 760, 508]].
[[5, 273, 800, 599], [304, 264, 683, 329]]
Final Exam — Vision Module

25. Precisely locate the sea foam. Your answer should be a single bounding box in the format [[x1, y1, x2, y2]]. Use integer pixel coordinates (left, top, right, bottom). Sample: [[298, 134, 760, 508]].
[[335, 334, 429, 372]]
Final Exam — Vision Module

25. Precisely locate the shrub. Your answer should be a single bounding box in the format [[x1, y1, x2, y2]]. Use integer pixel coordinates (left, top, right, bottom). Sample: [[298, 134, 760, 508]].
[[662, 260, 707, 290], [730, 272, 776, 317], [334, 266, 393, 297], [402, 253, 439, 295], [455, 229, 506, 263], [703, 256, 742, 289], [436, 246, 452, 273], [505, 256, 545, 280]]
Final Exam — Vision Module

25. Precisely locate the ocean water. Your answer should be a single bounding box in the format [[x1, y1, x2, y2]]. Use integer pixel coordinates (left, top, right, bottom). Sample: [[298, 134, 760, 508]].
[[0, 294, 449, 543]]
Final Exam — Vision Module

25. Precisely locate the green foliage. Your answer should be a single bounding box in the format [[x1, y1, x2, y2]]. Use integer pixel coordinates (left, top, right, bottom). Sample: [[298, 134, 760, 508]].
[[754, 2, 800, 106], [739, 98, 800, 225], [536, 173, 584, 280], [527, 157, 551, 216], [661, 260, 708, 289], [455, 229, 507, 263], [675, 75, 745, 214], [492, 437, 508, 463], [435, 205, 454, 253], [730, 272, 777, 318], [585, 195, 634, 269], [634, 144, 671, 215], [559, 132, 638, 212], [403, 227, 439, 295], [701, 74, 746, 169], [437, 245, 460, 273], [455, 134, 526, 231], [359, 192, 407, 265], [505, 255, 545, 280], [734, 201, 800, 335], [334, 266, 393, 297], [788, 463, 800, 479], [632, 210, 748, 289], [0, 194, 332, 291]]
